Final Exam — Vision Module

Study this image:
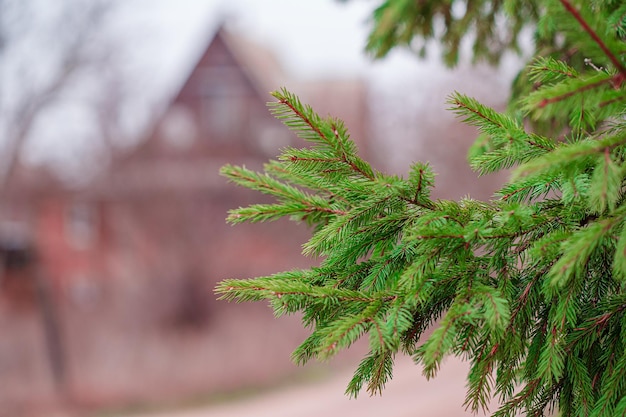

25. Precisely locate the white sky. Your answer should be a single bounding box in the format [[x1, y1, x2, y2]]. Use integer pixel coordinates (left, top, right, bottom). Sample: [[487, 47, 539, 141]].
[[119, 0, 437, 99], [112, 0, 525, 115]]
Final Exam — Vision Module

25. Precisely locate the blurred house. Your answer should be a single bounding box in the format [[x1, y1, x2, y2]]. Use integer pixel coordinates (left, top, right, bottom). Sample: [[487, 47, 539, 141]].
[[2, 24, 372, 306], [0, 23, 371, 412]]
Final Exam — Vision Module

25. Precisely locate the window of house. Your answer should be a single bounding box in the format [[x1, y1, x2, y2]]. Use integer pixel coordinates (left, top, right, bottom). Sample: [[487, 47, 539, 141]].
[[160, 105, 197, 149], [201, 95, 245, 139], [258, 123, 291, 155], [67, 273, 101, 309], [199, 67, 247, 140], [65, 202, 98, 250]]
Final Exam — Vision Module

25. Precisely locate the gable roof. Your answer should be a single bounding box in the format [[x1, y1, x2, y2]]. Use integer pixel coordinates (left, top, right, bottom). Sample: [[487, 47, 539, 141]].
[[90, 21, 372, 197], [161, 23, 285, 113]]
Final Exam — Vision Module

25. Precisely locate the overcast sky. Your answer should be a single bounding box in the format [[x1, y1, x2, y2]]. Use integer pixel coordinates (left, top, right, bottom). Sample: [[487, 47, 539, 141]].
[[117, 0, 525, 111], [119, 0, 438, 97]]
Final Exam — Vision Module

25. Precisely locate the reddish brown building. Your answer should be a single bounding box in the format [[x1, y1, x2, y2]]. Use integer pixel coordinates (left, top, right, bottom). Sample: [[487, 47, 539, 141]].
[[2, 24, 371, 304], [0, 24, 372, 411]]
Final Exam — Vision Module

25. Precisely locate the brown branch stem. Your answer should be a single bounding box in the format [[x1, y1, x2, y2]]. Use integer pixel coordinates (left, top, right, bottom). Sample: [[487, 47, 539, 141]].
[[559, 0, 626, 80]]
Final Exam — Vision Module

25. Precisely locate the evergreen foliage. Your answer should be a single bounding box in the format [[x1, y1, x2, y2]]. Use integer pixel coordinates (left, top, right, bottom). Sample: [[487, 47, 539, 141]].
[[216, 1, 626, 415], [363, 0, 539, 65]]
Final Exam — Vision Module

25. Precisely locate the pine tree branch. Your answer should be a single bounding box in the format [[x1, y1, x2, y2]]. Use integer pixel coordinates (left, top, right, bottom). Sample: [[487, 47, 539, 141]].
[[599, 95, 626, 108], [371, 319, 386, 353], [400, 195, 436, 210], [500, 179, 559, 201], [538, 77, 615, 108], [559, 0, 626, 84], [450, 94, 553, 151], [533, 63, 577, 80], [219, 10, 626, 405], [324, 317, 371, 355], [218, 278, 398, 304], [308, 206, 348, 216], [494, 379, 541, 416], [275, 93, 375, 180], [287, 156, 342, 163], [508, 267, 549, 330]]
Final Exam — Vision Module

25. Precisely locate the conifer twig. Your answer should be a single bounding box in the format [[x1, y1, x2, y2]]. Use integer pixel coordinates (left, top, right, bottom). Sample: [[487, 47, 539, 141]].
[[217, 3, 626, 411], [276, 96, 375, 180], [559, 0, 626, 83]]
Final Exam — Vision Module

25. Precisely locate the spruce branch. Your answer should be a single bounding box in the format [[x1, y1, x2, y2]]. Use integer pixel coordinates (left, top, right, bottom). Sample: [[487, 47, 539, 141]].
[[559, 0, 626, 82], [271, 88, 375, 181], [529, 57, 579, 83], [216, 2, 626, 412], [534, 75, 615, 109]]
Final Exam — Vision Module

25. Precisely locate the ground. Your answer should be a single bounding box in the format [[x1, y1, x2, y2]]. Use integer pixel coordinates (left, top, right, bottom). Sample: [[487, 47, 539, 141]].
[[124, 356, 494, 417]]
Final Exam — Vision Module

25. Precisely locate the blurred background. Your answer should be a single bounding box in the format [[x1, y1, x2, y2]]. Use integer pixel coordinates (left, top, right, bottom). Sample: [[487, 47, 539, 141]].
[[0, 1, 524, 416]]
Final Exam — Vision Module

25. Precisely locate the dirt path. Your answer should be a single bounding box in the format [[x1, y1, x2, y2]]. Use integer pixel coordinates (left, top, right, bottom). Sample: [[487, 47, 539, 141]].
[[127, 356, 494, 417]]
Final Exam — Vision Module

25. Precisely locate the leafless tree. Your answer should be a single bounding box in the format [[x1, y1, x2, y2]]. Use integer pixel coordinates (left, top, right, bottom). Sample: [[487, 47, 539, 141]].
[[0, 0, 136, 187], [0, 0, 135, 394]]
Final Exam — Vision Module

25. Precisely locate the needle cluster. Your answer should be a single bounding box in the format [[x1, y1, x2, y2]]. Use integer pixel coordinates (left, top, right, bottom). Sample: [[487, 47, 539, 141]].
[[216, 1, 626, 415]]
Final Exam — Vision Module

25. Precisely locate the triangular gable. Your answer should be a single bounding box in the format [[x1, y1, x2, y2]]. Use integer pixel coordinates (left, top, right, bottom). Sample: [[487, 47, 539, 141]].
[[170, 24, 278, 108]]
